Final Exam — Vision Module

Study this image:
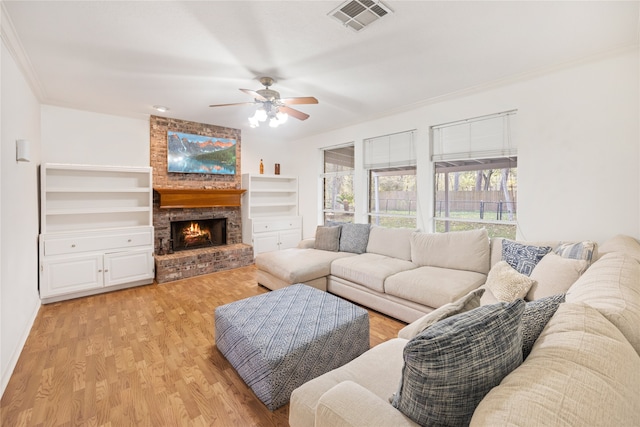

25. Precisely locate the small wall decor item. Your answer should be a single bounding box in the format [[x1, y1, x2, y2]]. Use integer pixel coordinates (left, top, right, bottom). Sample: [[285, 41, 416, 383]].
[[167, 131, 236, 175], [260, 159, 264, 174], [275, 163, 280, 175]]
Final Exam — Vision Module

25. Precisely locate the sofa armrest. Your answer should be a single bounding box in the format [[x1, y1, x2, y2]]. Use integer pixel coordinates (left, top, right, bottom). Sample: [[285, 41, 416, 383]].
[[315, 381, 419, 427], [298, 238, 315, 249]]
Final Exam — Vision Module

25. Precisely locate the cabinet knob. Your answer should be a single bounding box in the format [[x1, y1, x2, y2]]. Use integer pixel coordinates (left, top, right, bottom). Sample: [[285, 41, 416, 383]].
[[127, 239, 132, 242], [98, 269, 102, 273], [71, 244, 76, 248], [104, 269, 109, 273]]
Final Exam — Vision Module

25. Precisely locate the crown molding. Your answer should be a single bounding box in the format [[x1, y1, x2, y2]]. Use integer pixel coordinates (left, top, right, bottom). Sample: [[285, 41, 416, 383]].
[[1, 1, 46, 101]]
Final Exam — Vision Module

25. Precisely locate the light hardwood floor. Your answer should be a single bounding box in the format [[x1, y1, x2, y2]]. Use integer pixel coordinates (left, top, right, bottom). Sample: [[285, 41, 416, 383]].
[[1, 265, 405, 427]]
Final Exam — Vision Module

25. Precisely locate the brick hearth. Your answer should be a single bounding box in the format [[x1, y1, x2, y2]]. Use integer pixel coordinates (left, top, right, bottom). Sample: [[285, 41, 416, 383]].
[[150, 115, 254, 283]]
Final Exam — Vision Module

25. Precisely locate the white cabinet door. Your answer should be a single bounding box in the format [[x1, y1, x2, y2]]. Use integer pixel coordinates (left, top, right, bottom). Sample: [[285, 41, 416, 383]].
[[104, 249, 154, 287], [279, 228, 302, 250], [253, 232, 280, 255], [41, 254, 103, 298]]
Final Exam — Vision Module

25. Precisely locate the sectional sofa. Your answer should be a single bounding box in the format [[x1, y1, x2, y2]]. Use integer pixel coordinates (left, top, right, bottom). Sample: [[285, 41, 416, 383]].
[[256, 225, 493, 323], [287, 234, 640, 426]]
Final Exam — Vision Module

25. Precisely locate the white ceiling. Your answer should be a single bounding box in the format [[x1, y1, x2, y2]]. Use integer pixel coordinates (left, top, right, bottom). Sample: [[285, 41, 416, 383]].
[[3, 1, 639, 141]]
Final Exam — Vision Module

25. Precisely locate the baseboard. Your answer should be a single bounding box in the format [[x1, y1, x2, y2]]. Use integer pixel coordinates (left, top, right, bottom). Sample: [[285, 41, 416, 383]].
[[0, 300, 41, 398]]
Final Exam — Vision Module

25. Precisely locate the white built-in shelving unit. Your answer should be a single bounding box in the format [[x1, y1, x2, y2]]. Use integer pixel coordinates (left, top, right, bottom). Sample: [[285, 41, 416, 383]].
[[241, 174, 301, 256], [39, 163, 155, 302]]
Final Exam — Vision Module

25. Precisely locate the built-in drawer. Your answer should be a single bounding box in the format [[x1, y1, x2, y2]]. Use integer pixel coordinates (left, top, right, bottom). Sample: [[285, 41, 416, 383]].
[[253, 217, 302, 233], [44, 230, 153, 256]]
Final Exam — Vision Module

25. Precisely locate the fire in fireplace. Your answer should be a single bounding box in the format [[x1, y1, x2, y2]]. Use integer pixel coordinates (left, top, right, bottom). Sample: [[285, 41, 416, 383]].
[[170, 218, 227, 252]]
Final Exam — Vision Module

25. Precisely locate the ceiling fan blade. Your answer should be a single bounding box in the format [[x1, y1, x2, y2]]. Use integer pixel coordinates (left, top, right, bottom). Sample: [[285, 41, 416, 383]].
[[209, 102, 256, 108], [280, 96, 319, 105], [240, 88, 267, 102], [280, 106, 310, 121]]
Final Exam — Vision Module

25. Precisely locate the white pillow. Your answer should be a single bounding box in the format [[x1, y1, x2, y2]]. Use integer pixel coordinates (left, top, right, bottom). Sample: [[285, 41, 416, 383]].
[[485, 261, 536, 302], [528, 253, 588, 300]]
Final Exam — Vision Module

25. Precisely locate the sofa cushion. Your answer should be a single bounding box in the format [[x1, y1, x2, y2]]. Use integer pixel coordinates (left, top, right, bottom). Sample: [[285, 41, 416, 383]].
[[397, 288, 485, 340], [566, 252, 640, 355], [598, 234, 640, 262], [289, 338, 408, 427], [521, 294, 565, 359], [339, 223, 371, 254], [485, 261, 536, 302], [366, 226, 414, 261], [410, 229, 490, 274], [527, 252, 588, 300], [330, 253, 416, 293], [255, 248, 356, 284], [385, 266, 487, 308], [502, 239, 552, 275], [471, 303, 640, 426], [490, 238, 561, 268], [314, 226, 341, 252], [392, 300, 525, 426]]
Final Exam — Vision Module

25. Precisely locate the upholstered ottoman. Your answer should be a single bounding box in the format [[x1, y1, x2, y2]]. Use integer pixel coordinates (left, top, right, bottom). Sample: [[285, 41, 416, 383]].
[[214, 284, 370, 410]]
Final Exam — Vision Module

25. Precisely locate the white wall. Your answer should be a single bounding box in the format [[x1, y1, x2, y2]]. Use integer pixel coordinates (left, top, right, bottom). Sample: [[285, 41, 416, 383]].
[[41, 105, 149, 167], [0, 40, 42, 395], [288, 49, 640, 244]]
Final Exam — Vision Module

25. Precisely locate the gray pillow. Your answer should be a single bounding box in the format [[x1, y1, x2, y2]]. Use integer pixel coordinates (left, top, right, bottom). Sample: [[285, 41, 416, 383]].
[[521, 293, 565, 359], [392, 299, 525, 426], [502, 239, 552, 276], [339, 223, 371, 254], [314, 226, 341, 252]]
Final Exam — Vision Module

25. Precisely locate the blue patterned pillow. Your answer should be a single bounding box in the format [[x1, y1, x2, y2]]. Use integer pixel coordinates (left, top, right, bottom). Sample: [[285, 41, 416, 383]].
[[522, 294, 565, 359], [392, 300, 525, 426], [502, 239, 552, 276], [339, 223, 371, 254]]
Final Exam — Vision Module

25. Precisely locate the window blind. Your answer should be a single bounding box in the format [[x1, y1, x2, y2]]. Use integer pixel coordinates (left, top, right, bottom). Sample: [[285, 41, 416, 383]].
[[363, 130, 416, 169], [431, 110, 517, 162]]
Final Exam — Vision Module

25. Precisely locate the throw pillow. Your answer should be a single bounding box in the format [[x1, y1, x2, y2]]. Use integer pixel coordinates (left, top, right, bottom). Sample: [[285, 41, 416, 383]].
[[555, 241, 597, 264], [339, 223, 371, 254], [521, 294, 565, 359], [502, 239, 552, 276], [485, 261, 537, 302], [527, 253, 588, 300], [314, 226, 341, 252], [397, 288, 485, 339], [392, 300, 525, 426]]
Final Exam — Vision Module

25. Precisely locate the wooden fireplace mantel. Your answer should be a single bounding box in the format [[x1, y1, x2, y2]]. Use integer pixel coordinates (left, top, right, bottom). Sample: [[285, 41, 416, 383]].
[[154, 188, 246, 208]]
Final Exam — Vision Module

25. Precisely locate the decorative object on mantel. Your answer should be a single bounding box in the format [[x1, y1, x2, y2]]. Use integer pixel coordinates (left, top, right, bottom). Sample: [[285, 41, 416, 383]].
[[154, 188, 246, 209], [260, 159, 264, 174], [275, 163, 280, 175]]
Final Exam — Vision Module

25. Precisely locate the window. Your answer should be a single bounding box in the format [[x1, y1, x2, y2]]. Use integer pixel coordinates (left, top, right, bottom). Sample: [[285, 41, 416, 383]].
[[365, 130, 417, 228], [322, 145, 355, 224], [432, 111, 517, 239], [369, 167, 417, 228]]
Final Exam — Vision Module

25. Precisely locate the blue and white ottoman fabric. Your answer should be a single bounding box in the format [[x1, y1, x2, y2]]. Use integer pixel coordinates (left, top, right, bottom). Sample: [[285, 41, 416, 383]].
[[215, 284, 369, 410]]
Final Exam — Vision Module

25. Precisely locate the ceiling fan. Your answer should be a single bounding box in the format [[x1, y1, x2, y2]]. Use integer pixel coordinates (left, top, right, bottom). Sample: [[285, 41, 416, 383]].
[[209, 77, 318, 127]]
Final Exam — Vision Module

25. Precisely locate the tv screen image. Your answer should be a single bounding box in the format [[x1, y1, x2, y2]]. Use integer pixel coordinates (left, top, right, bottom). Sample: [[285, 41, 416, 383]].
[[167, 131, 236, 175]]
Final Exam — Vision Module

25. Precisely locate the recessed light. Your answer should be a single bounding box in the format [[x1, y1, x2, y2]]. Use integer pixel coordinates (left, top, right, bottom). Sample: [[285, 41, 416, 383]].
[[153, 105, 169, 113]]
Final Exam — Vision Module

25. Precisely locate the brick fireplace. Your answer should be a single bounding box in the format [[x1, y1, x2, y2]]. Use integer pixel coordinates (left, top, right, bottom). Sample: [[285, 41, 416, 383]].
[[150, 116, 253, 283]]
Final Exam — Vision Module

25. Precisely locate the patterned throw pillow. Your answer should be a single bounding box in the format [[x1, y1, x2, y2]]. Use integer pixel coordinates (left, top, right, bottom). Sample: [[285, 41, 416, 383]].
[[502, 239, 552, 276], [314, 226, 341, 252], [339, 223, 371, 254], [392, 300, 525, 426], [555, 241, 597, 264], [521, 294, 565, 359], [486, 261, 537, 302]]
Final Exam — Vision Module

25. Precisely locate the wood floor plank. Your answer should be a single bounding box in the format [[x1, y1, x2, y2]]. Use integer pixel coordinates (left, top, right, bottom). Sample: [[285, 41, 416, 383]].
[[1, 265, 405, 426]]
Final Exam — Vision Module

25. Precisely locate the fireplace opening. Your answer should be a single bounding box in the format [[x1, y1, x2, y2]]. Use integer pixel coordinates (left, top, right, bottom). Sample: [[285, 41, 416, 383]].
[[170, 218, 227, 252]]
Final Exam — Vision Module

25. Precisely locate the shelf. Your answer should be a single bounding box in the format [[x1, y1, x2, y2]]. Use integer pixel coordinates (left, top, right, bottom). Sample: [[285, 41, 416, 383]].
[[251, 203, 297, 208], [154, 188, 246, 208], [46, 188, 150, 193], [46, 207, 151, 216]]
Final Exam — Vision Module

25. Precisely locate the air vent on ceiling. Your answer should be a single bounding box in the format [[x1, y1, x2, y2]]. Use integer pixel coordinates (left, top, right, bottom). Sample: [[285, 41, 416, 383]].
[[328, 0, 393, 32]]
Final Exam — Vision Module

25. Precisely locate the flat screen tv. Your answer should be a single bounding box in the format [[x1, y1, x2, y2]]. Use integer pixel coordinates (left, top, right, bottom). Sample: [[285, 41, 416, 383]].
[[167, 131, 236, 175]]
